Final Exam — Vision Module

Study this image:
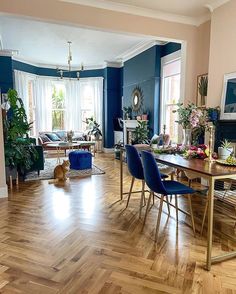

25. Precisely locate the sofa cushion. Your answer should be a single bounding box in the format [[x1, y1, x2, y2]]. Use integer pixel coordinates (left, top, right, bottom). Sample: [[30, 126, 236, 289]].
[[40, 134, 51, 143], [45, 133, 61, 141], [55, 130, 67, 140]]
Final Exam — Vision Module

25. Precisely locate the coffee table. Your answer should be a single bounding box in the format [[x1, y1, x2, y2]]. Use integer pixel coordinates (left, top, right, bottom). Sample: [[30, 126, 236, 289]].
[[76, 141, 96, 157], [46, 141, 96, 163], [46, 142, 80, 163]]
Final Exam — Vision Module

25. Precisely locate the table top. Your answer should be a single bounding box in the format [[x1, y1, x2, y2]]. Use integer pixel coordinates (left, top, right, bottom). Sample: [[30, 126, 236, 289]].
[[154, 154, 236, 177], [46, 141, 96, 148], [46, 142, 80, 148]]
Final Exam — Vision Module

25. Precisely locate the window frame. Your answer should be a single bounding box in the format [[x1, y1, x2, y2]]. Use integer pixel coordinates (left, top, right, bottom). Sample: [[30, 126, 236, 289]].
[[160, 50, 182, 143], [51, 81, 66, 131]]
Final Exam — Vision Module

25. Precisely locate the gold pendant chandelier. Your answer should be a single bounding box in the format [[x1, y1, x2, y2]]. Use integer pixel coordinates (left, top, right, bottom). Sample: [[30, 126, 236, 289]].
[[57, 41, 84, 80]]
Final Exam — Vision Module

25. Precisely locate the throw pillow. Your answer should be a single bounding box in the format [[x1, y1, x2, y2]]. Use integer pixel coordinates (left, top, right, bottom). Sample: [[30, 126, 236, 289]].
[[40, 134, 51, 143], [45, 133, 61, 141]]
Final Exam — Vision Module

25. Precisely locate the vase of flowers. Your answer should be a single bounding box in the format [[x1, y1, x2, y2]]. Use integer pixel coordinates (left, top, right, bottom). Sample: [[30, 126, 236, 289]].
[[173, 103, 206, 148]]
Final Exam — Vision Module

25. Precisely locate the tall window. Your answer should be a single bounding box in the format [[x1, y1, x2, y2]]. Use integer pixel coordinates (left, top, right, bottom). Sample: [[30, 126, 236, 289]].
[[28, 80, 36, 136], [80, 84, 94, 130], [51, 83, 66, 130], [161, 51, 181, 143]]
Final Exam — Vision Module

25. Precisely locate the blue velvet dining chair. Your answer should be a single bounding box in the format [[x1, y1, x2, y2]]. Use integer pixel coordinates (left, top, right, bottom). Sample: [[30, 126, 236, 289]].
[[125, 145, 168, 218], [141, 150, 196, 242]]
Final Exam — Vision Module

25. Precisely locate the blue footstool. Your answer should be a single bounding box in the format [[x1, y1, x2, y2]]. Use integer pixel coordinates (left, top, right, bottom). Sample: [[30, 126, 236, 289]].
[[69, 150, 92, 170]]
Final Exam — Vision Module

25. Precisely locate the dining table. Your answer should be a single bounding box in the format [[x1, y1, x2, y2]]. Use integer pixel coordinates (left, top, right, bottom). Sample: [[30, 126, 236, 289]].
[[119, 149, 236, 270]]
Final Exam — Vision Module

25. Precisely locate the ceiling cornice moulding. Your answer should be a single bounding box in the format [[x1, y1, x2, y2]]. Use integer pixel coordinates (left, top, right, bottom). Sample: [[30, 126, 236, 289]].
[[12, 56, 105, 70], [115, 40, 167, 63], [59, 0, 207, 26], [205, 0, 230, 13]]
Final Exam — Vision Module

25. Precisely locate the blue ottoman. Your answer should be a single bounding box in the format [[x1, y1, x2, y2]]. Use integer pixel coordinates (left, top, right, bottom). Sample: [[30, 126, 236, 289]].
[[69, 150, 92, 170]]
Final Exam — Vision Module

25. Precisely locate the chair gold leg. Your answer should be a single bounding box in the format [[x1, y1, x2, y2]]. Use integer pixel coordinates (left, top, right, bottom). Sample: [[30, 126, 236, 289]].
[[201, 197, 209, 235], [155, 194, 164, 242], [139, 180, 145, 218], [166, 195, 170, 215], [126, 177, 135, 208], [175, 195, 178, 223], [188, 194, 196, 236], [142, 191, 152, 228]]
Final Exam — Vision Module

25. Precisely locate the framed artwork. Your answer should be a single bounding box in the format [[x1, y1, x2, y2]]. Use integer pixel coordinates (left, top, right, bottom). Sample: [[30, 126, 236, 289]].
[[196, 73, 208, 107], [220, 72, 236, 120]]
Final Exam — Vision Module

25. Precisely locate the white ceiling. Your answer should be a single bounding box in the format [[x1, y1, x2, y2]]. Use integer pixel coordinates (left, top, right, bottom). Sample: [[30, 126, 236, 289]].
[[0, 15, 155, 68], [61, 0, 230, 25]]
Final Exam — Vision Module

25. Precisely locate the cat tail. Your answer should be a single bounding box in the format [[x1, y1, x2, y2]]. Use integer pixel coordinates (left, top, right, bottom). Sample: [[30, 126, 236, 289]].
[[48, 179, 59, 184]]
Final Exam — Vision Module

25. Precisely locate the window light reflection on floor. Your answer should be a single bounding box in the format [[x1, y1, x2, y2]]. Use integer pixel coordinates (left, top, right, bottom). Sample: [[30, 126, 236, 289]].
[[52, 191, 71, 220]]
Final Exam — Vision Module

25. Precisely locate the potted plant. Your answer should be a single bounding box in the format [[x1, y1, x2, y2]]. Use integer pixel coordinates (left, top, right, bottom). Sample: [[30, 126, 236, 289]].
[[132, 120, 149, 144], [3, 89, 37, 179], [198, 76, 208, 106], [85, 117, 102, 140], [151, 138, 158, 149], [218, 139, 234, 160]]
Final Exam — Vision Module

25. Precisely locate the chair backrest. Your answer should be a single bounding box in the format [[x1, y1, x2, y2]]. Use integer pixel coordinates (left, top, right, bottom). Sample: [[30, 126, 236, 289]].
[[125, 144, 144, 180], [141, 151, 167, 194]]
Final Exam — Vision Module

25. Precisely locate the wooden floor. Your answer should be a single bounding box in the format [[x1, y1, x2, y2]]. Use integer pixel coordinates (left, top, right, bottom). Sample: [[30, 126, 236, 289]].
[[1, 153, 236, 293]]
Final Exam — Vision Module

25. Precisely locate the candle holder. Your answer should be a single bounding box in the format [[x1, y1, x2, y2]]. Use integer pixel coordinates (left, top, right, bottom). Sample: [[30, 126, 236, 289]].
[[204, 125, 215, 162]]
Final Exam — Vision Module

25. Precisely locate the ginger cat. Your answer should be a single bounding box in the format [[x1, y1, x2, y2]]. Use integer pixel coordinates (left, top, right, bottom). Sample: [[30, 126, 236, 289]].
[[49, 160, 70, 183]]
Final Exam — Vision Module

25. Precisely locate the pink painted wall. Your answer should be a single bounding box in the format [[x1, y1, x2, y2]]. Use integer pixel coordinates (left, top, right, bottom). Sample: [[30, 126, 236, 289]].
[[208, 0, 236, 107]]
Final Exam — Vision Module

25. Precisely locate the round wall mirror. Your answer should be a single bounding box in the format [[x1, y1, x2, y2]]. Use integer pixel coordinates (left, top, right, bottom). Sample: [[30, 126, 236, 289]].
[[132, 86, 143, 112]]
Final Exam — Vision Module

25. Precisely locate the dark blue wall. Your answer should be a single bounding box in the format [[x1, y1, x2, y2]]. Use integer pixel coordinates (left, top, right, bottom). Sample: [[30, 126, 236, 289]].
[[123, 42, 181, 137], [104, 67, 122, 148], [161, 42, 181, 58], [12, 60, 104, 78], [0, 56, 14, 93], [123, 45, 161, 135]]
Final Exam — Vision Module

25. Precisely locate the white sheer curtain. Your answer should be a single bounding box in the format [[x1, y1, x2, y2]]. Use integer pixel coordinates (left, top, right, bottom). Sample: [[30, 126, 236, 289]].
[[65, 79, 81, 130], [33, 77, 53, 135], [92, 77, 103, 126], [79, 77, 103, 127], [14, 70, 31, 116]]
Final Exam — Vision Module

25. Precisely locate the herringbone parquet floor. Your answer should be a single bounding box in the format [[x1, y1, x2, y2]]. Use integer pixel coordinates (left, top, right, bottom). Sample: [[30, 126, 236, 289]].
[[1, 153, 236, 293]]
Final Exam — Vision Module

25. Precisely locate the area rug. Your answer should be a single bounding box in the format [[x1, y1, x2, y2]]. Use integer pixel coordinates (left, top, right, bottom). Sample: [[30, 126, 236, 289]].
[[25, 157, 105, 181]]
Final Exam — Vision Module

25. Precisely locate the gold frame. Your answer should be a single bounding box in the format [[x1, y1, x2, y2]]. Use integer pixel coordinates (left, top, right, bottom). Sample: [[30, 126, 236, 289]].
[[196, 73, 208, 107]]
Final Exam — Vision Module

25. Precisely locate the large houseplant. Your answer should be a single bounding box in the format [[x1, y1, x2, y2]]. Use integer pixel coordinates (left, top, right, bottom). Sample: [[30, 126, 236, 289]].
[[85, 117, 102, 140], [132, 120, 149, 144], [3, 89, 37, 176]]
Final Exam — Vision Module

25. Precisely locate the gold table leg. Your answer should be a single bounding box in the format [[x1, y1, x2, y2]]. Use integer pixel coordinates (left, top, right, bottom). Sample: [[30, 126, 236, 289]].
[[57, 147, 61, 164], [206, 177, 214, 271], [120, 148, 123, 201]]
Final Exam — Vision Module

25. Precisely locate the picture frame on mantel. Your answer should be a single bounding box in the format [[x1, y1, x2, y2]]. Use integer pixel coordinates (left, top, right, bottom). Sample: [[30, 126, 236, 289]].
[[220, 72, 236, 120], [196, 73, 208, 107]]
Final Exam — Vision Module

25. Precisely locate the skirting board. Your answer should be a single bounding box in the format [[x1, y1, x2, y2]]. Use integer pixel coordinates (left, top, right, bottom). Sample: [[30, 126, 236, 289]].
[[0, 185, 8, 198], [103, 148, 114, 153]]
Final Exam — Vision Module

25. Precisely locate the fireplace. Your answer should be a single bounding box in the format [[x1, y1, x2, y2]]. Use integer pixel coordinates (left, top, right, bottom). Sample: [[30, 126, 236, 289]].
[[214, 120, 236, 151]]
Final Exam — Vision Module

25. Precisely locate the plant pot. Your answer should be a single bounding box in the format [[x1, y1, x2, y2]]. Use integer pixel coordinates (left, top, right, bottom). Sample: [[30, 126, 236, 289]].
[[5, 166, 17, 180], [151, 144, 158, 149], [218, 147, 234, 160]]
